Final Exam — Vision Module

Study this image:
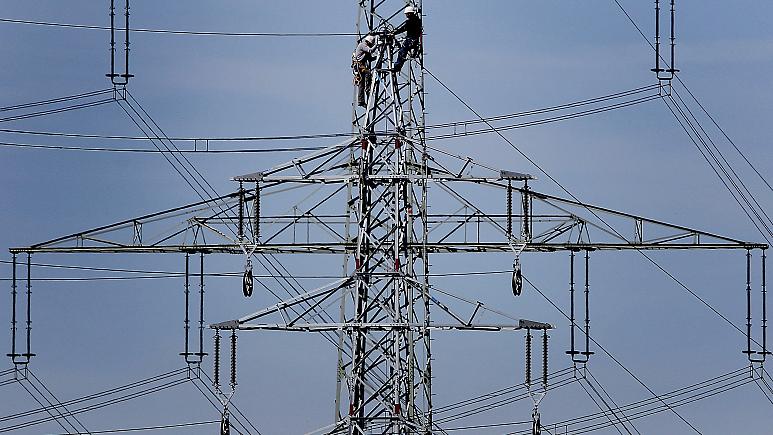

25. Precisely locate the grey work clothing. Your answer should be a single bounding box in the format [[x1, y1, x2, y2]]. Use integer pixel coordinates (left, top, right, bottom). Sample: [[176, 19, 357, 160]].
[[354, 40, 375, 63], [353, 40, 375, 106]]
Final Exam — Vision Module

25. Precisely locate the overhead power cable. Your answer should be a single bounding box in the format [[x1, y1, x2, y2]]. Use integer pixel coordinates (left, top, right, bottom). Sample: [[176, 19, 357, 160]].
[[610, 0, 772, 234], [611, 0, 771, 193], [0, 17, 355, 37], [116, 88, 358, 374], [14, 380, 75, 435], [0, 140, 330, 154], [576, 375, 630, 435], [0, 98, 113, 123], [434, 365, 750, 434], [528, 370, 754, 435], [523, 274, 710, 434], [426, 63, 769, 375], [427, 84, 660, 129], [0, 89, 113, 112], [675, 78, 773, 194], [670, 88, 773, 237], [0, 83, 658, 153], [0, 258, 513, 280], [0, 368, 189, 425], [25, 368, 91, 434], [426, 63, 704, 432], [585, 367, 641, 434], [662, 95, 772, 244], [50, 420, 219, 434], [0, 127, 354, 141]]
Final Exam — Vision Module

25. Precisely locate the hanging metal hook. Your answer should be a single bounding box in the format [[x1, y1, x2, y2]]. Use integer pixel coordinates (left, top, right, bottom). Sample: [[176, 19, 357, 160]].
[[512, 257, 523, 296], [509, 242, 527, 297], [242, 258, 254, 298], [220, 407, 230, 435]]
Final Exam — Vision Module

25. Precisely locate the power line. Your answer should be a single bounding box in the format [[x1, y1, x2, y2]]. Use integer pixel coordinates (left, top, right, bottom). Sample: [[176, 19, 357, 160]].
[[0, 83, 659, 151], [0, 98, 113, 123], [611, 0, 771, 193], [426, 63, 769, 370], [609, 0, 772, 230], [0, 127, 354, 141], [0, 258, 513, 280], [0, 17, 355, 37], [51, 420, 219, 434], [426, 83, 660, 129], [521, 274, 704, 434], [576, 376, 629, 435], [428, 93, 661, 141], [675, 78, 773, 194], [670, 88, 773, 235], [0, 88, 112, 113], [585, 367, 641, 435], [662, 94, 772, 244], [0, 140, 331, 154]]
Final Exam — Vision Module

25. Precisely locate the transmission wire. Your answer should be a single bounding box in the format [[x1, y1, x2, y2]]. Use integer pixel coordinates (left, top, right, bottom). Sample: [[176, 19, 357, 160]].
[[50, 420, 219, 434], [521, 274, 703, 434], [610, 0, 772, 195], [585, 367, 641, 434], [663, 95, 772, 243], [670, 88, 773, 235], [0, 17, 356, 37]]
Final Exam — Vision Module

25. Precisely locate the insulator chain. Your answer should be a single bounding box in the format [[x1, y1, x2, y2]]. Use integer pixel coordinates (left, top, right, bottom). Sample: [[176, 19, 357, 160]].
[[253, 182, 260, 240], [525, 328, 549, 435], [213, 330, 221, 389], [525, 329, 550, 390], [238, 182, 245, 241], [507, 180, 513, 239], [525, 330, 532, 386], [542, 331, 549, 389], [522, 183, 531, 241], [230, 331, 238, 389]]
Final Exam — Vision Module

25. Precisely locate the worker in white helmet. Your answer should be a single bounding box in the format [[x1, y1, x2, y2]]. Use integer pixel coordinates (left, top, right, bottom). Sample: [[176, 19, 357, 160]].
[[392, 6, 422, 72], [352, 34, 377, 107]]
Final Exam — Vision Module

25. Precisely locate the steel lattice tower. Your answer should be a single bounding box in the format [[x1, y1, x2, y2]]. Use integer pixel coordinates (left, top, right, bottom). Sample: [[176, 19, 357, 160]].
[[345, 1, 430, 433]]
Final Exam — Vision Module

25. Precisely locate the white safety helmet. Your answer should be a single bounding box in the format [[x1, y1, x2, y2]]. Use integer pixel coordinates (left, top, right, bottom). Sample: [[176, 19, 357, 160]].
[[404, 6, 416, 15], [364, 34, 376, 45]]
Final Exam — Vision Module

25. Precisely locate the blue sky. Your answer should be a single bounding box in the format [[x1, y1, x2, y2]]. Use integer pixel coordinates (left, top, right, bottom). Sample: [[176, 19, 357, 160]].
[[0, 1, 772, 433]]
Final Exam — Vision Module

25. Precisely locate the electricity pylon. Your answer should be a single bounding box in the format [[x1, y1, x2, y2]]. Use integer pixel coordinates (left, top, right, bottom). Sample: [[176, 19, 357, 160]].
[[7, 1, 769, 434]]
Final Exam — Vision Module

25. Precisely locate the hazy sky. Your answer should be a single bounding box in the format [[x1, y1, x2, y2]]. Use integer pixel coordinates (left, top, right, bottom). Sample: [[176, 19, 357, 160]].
[[1, 1, 772, 434]]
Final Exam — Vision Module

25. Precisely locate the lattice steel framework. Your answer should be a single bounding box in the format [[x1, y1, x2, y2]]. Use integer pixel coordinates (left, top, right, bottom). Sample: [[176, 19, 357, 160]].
[[7, 2, 770, 435]]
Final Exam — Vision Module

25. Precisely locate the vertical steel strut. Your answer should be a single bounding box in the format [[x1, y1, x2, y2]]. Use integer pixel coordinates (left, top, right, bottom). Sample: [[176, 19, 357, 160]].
[[197, 252, 207, 361], [652, 0, 678, 80], [182, 253, 191, 361], [7, 254, 18, 362], [106, 0, 134, 85], [746, 249, 770, 363], [567, 250, 593, 363], [24, 253, 34, 362]]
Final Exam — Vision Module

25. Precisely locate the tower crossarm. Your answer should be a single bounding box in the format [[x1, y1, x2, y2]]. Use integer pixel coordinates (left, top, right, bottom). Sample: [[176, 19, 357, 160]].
[[12, 180, 764, 254]]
